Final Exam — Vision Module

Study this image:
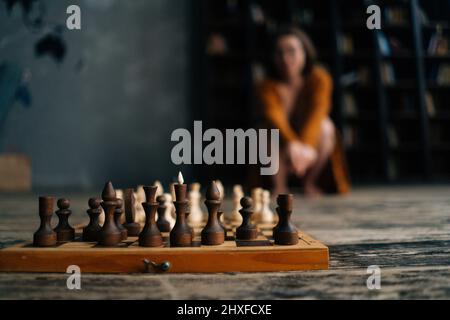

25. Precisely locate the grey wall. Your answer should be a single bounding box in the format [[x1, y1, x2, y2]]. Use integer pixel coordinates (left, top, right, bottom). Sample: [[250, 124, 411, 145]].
[[0, 0, 191, 190]]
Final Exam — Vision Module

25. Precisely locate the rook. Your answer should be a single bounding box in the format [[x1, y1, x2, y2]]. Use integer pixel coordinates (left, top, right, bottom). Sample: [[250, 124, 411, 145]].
[[273, 194, 298, 245], [33, 196, 57, 247]]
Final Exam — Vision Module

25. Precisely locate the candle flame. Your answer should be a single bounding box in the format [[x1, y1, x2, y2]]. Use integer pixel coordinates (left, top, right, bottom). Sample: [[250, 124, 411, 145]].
[[178, 171, 184, 184]]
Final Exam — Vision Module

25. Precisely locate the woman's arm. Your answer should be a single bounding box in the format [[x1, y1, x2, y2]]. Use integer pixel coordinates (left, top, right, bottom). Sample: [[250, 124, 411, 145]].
[[298, 67, 333, 148], [259, 81, 300, 142]]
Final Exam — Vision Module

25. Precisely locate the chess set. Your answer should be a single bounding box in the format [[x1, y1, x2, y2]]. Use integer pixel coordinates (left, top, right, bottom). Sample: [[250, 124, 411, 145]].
[[0, 173, 329, 274]]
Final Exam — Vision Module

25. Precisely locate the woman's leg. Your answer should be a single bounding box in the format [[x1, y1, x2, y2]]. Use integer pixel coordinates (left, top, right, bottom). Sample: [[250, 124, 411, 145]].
[[304, 117, 336, 196]]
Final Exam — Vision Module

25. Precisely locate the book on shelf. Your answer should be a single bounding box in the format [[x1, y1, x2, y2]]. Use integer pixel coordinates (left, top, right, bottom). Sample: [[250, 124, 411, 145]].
[[380, 62, 396, 85], [206, 33, 229, 56], [249, 3, 265, 25], [387, 125, 399, 148], [427, 25, 449, 56], [292, 8, 315, 26], [340, 67, 370, 87], [383, 6, 408, 26], [342, 125, 358, 148], [376, 31, 391, 56], [338, 33, 354, 55], [425, 91, 436, 118], [437, 64, 450, 85], [343, 93, 358, 117]]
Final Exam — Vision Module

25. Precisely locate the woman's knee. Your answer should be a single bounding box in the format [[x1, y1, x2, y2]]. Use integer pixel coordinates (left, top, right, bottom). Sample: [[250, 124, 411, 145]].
[[320, 118, 336, 150]]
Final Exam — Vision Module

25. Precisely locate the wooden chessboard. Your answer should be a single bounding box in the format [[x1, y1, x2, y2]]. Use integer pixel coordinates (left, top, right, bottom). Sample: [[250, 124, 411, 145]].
[[0, 222, 328, 273]]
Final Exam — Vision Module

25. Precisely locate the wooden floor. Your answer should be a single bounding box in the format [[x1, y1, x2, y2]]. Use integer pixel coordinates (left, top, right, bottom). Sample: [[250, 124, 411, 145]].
[[1, 185, 450, 299]]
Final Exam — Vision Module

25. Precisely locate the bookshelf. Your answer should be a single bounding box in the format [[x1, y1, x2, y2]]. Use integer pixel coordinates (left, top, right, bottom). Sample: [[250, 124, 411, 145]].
[[193, 0, 450, 185]]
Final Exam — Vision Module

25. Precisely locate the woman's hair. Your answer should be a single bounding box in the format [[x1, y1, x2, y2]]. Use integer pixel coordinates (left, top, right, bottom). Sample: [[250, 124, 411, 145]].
[[267, 26, 318, 78]]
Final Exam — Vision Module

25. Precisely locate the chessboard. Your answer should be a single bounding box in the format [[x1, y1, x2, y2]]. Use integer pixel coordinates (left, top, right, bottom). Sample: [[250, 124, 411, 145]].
[[0, 221, 328, 273]]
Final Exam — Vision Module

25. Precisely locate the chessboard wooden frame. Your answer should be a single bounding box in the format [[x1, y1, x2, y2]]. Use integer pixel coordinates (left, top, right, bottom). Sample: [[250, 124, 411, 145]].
[[0, 223, 329, 273]]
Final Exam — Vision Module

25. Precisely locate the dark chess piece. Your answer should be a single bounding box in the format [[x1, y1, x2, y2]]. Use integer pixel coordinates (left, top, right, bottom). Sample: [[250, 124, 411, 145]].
[[273, 194, 298, 245], [156, 195, 171, 232], [201, 181, 225, 245], [82, 197, 102, 241], [114, 198, 128, 241], [54, 198, 75, 242], [122, 188, 141, 236], [98, 181, 122, 246], [170, 181, 192, 247], [33, 196, 57, 247], [217, 211, 226, 233], [236, 197, 258, 240], [139, 186, 163, 247]]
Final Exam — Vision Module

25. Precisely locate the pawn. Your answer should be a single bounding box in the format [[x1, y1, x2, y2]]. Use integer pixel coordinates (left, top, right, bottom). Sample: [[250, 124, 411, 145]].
[[114, 198, 128, 240], [98, 181, 122, 247], [163, 193, 176, 228], [156, 194, 171, 232], [122, 188, 141, 236], [83, 197, 102, 241], [33, 196, 57, 247], [273, 194, 298, 245], [217, 211, 226, 233], [54, 198, 75, 242], [201, 181, 224, 245], [139, 186, 163, 247], [188, 182, 204, 224], [260, 190, 275, 223], [236, 197, 258, 240], [226, 184, 243, 224]]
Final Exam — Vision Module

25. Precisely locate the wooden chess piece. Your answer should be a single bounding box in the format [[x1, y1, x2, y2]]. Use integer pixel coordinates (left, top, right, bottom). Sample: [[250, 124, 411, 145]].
[[54, 198, 75, 242], [201, 181, 225, 245], [122, 188, 141, 236], [188, 182, 203, 223], [139, 186, 163, 247], [83, 197, 102, 241], [236, 196, 258, 240], [33, 196, 57, 247], [273, 194, 298, 245], [114, 198, 128, 240], [218, 211, 226, 233], [170, 172, 192, 247], [156, 194, 171, 232], [98, 181, 122, 246], [227, 184, 243, 224]]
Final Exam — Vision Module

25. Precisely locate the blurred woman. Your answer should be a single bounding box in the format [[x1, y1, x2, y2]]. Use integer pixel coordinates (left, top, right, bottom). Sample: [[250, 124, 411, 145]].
[[259, 27, 350, 196]]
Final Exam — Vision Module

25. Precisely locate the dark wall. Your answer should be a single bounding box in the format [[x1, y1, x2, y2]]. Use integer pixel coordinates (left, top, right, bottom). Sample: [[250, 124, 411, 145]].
[[0, 0, 191, 189]]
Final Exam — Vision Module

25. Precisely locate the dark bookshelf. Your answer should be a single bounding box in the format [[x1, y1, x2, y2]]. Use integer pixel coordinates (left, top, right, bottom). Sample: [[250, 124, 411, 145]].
[[192, 0, 450, 185]]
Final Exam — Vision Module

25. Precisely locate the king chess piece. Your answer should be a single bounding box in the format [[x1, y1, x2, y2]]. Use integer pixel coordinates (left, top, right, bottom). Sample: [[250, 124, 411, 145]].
[[33, 196, 57, 247], [98, 182, 122, 246], [273, 194, 298, 245], [201, 181, 225, 245], [170, 172, 192, 247], [83, 197, 102, 241]]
